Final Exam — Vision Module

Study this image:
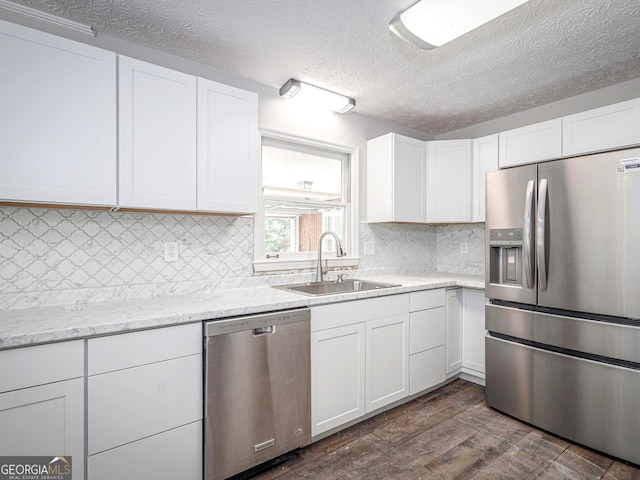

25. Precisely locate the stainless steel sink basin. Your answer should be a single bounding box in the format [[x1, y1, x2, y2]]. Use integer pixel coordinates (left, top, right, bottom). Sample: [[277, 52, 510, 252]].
[[273, 279, 401, 296]]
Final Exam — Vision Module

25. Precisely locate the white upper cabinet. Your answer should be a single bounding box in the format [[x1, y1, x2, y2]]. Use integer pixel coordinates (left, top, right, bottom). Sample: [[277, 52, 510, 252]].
[[0, 19, 116, 206], [562, 99, 640, 156], [367, 133, 426, 223], [197, 79, 259, 214], [472, 134, 499, 222], [118, 56, 197, 210], [426, 139, 472, 223], [499, 118, 562, 168]]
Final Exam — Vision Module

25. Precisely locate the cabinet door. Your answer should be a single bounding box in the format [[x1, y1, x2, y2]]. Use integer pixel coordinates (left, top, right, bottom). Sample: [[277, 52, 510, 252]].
[[0, 19, 116, 206], [462, 289, 486, 375], [562, 99, 640, 156], [393, 135, 427, 222], [446, 288, 462, 374], [197, 79, 258, 213], [426, 139, 472, 222], [499, 119, 562, 168], [472, 134, 499, 222], [311, 323, 365, 436], [365, 313, 409, 413], [0, 379, 84, 480], [118, 56, 197, 210], [89, 421, 201, 480], [366, 133, 426, 223]]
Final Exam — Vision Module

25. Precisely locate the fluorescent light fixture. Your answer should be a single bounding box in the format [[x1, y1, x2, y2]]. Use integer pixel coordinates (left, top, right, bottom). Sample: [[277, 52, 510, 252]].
[[0, 0, 96, 36], [389, 0, 528, 49], [279, 78, 355, 113]]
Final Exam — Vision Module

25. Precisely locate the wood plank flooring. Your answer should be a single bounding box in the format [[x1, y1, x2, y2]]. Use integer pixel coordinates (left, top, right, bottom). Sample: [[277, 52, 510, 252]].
[[252, 380, 640, 480]]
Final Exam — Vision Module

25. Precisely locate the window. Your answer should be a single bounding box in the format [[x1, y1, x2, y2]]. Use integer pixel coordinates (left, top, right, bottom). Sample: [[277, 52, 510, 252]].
[[254, 132, 359, 272]]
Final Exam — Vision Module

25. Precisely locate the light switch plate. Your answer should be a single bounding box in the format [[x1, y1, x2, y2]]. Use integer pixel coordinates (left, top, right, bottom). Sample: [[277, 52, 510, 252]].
[[460, 242, 468, 255]]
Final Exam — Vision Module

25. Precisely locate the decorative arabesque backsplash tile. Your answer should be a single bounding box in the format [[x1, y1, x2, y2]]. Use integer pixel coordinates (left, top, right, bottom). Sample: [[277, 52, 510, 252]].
[[0, 207, 254, 294]]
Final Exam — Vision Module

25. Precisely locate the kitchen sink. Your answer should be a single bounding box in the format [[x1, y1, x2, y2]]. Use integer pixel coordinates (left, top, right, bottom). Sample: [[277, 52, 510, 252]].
[[273, 279, 401, 296]]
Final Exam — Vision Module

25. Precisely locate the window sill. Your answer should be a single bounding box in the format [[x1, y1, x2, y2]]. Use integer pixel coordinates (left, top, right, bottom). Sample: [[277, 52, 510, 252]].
[[253, 257, 360, 275]]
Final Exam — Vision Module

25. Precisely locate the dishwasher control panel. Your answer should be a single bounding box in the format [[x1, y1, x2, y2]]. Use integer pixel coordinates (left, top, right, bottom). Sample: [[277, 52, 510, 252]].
[[205, 308, 311, 337]]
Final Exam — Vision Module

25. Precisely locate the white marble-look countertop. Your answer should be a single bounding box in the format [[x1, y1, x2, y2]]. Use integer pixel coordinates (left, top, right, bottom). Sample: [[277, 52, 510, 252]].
[[0, 273, 484, 350]]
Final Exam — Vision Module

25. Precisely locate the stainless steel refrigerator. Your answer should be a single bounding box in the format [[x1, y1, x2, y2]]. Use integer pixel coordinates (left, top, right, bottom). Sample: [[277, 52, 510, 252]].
[[485, 146, 640, 465]]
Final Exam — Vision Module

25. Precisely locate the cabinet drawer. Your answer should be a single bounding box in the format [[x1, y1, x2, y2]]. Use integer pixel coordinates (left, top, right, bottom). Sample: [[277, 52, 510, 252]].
[[88, 323, 201, 375], [0, 341, 83, 392], [88, 354, 202, 454], [409, 346, 445, 395], [311, 294, 409, 331], [409, 289, 445, 312], [88, 421, 202, 480], [409, 307, 445, 354]]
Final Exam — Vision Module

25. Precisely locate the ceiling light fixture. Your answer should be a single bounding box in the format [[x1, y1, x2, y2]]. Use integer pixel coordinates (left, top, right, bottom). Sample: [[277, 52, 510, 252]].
[[279, 78, 355, 113], [0, 0, 96, 37], [389, 0, 528, 50]]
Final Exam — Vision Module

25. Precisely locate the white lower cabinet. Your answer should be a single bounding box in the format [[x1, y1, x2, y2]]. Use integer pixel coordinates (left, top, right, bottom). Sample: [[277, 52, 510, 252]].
[[311, 323, 366, 436], [87, 323, 202, 480], [409, 289, 446, 395], [88, 422, 202, 480], [310, 295, 409, 436], [446, 288, 463, 375], [462, 289, 486, 377], [366, 313, 409, 413], [0, 341, 84, 480]]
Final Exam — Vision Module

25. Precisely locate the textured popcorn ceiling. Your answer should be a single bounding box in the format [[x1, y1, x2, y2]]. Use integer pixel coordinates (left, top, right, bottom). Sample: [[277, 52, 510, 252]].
[[10, 0, 640, 135]]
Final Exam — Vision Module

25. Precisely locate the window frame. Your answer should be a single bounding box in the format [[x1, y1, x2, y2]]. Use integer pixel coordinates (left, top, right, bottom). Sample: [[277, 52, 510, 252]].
[[253, 129, 360, 274]]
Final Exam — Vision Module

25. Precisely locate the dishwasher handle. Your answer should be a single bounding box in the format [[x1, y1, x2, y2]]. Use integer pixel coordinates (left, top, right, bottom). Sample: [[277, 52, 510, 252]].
[[254, 326, 275, 336]]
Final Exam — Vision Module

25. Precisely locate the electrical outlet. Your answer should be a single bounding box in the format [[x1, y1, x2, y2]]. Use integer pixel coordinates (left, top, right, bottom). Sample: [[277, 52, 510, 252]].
[[165, 241, 179, 262], [460, 242, 468, 255], [364, 241, 375, 256]]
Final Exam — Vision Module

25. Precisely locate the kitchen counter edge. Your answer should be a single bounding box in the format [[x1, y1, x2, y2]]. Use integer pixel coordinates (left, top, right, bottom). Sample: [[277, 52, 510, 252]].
[[0, 274, 484, 350]]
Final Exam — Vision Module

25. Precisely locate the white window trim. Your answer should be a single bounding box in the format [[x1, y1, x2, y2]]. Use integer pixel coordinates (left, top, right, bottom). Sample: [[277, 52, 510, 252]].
[[254, 129, 360, 274]]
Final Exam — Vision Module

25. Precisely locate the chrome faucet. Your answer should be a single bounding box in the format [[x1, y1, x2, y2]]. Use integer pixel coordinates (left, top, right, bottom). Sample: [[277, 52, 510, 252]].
[[316, 231, 346, 282]]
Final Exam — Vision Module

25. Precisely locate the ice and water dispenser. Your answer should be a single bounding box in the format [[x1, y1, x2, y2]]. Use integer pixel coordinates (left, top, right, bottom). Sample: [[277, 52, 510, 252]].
[[489, 228, 523, 286]]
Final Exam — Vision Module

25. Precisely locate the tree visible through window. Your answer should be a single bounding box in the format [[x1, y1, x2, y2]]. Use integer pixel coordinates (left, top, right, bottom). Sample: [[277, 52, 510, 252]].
[[260, 137, 350, 261]]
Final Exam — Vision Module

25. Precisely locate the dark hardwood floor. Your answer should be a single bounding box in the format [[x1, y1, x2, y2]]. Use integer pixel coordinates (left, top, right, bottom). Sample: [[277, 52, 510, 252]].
[[252, 380, 640, 480]]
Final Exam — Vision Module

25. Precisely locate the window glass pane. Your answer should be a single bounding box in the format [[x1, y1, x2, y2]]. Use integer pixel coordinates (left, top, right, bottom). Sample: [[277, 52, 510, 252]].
[[262, 143, 344, 201], [264, 200, 345, 254]]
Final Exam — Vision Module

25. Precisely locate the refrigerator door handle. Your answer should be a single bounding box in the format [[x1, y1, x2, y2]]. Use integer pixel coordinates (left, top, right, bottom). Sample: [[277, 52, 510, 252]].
[[523, 180, 535, 288], [536, 178, 549, 291]]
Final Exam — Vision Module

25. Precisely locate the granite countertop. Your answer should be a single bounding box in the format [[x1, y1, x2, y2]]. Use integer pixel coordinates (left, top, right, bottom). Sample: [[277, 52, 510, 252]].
[[0, 273, 484, 350]]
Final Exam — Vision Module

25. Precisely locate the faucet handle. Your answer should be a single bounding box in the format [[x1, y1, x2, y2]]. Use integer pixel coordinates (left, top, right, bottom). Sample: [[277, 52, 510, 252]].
[[337, 273, 346, 283]]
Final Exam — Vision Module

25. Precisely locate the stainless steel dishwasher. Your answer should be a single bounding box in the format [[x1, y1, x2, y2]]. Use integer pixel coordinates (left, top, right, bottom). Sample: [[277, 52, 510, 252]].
[[204, 308, 311, 480]]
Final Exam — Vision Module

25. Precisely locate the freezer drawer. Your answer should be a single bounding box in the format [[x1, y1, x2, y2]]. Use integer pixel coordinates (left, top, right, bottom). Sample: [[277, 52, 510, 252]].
[[486, 335, 640, 465], [486, 302, 640, 364]]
